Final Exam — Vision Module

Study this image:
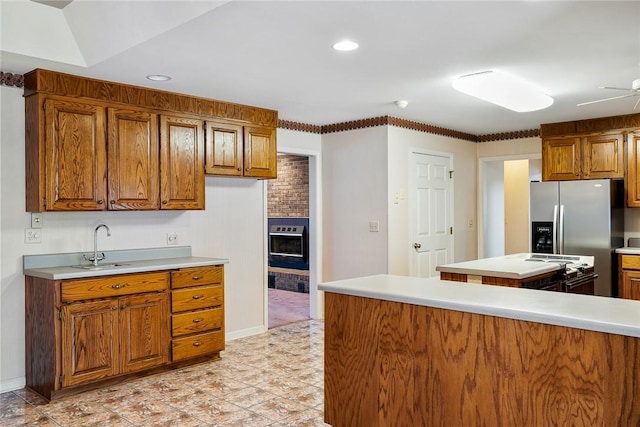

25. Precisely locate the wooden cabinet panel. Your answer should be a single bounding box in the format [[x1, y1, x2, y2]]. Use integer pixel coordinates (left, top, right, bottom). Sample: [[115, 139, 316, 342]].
[[119, 293, 169, 373], [582, 133, 624, 179], [61, 272, 169, 302], [107, 108, 159, 210], [626, 133, 640, 207], [621, 270, 640, 300], [44, 97, 107, 210], [171, 285, 223, 313], [61, 299, 118, 387], [171, 266, 223, 289], [159, 115, 205, 210], [542, 136, 581, 181], [171, 307, 224, 337], [205, 121, 244, 176], [172, 330, 224, 362], [244, 126, 277, 178]]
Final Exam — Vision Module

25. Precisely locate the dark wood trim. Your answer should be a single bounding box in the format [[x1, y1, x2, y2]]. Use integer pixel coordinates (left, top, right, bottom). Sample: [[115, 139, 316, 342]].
[[23, 69, 278, 127], [477, 128, 540, 142], [277, 120, 322, 134], [541, 113, 640, 138]]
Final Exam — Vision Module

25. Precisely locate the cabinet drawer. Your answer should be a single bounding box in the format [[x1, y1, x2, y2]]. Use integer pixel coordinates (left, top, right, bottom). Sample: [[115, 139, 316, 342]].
[[61, 272, 169, 302], [172, 330, 224, 361], [171, 285, 223, 313], [621, 255, 640, 270], [172, 307, 224, 337], [171, 266, 224, 289]]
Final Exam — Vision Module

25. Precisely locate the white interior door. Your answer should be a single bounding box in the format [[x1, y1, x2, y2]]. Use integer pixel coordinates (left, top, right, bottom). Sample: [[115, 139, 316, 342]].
[[409, 151, 453, 277]]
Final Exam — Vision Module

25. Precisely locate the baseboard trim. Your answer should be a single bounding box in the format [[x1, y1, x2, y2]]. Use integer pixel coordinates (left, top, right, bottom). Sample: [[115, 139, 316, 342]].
[[226, 325, 267, 341], [0, 377, 25, 393]]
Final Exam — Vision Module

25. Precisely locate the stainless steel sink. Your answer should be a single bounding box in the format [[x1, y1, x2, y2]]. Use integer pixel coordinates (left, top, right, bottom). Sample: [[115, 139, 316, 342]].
[[70, 263, 130, 270]]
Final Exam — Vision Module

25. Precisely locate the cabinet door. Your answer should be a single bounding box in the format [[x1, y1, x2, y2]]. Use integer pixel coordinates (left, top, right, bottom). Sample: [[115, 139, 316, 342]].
[[582, 133, 624, 179], [159, 115, 205, 209], [626, 133, 640, 207], [119, 293, 169, 373], [61, 300, 118, 387], [542, 136, 581, 181], [620, 270, 640, 300], [244, 126, 277, 178], [44, 97, 107, 210], [205, 121, 244, 176], [107, 108, 159, 210]]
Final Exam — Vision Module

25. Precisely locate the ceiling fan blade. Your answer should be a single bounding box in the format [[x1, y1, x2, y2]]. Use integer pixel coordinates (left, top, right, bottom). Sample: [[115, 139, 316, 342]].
[[577, 93, 639, 106], [599, 86, 636, 91]]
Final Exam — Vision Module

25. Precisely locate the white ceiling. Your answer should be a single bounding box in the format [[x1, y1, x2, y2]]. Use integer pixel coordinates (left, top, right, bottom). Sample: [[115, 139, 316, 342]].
[[2, 0, 640, 136]]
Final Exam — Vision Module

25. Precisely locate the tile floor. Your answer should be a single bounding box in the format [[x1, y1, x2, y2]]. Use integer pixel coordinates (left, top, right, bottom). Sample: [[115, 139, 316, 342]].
[[0, 320, 327, 427]]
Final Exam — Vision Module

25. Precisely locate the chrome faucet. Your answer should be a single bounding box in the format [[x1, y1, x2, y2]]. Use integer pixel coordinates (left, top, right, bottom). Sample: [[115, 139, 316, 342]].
[[84, 224, 111, 266]]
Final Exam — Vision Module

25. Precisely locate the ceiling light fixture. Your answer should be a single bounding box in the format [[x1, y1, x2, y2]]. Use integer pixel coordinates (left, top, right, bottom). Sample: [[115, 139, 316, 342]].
[[146, 74, 172, 82], [395, 100, 409, 109], [332, 40, 359, 52], [452, 71, 553, 112]]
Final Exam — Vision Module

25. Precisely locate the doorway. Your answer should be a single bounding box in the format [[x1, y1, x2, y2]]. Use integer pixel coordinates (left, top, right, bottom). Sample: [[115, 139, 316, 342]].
[[266, 154, 311, 328], [478, 155, 541, 258]]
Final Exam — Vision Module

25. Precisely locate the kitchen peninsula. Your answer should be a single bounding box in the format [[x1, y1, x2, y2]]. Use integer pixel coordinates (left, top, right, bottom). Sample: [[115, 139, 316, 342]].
[[320, 274, 640, 426]]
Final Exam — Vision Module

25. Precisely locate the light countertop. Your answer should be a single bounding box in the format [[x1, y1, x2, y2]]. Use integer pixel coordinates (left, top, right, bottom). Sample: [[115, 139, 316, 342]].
[[436, 253, 577, 279], [23, 246, 228, 280], [616, 247, 640, 255], [318, 274, 640, 338]]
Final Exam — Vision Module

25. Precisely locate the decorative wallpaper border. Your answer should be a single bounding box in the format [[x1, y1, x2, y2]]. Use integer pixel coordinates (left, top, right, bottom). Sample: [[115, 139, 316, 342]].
[[1, 70, 537, 142], [276, 116, 538, 143], [1, 72, 24, 88]]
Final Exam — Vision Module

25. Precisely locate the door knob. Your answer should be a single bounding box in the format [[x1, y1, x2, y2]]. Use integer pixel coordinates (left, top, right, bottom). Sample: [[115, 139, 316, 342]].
[[413, 243, 421, 249]]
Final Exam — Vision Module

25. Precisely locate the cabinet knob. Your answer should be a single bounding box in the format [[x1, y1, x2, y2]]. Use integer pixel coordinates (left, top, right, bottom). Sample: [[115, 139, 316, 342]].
[[111, 283, 127, 289], [192, 318, 204, 323], [193, 341, 203, 347], [192, 294, 204, 300], [120, 304, 127, 310], [162, 200, 168, 205], [110, 200, 115, 205], [112, 306, 118, 310], [237, 167, 242, 171], [192, 275, 203, 281], [97, 200, 104, 205]]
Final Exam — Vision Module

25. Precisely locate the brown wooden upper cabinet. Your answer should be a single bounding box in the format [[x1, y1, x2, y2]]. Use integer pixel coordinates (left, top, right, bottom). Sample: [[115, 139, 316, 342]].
[[541, 133, 624, 181], [205, 121, 276, 179], [625, 132, 640, 207], [24, 68, 278, 211]]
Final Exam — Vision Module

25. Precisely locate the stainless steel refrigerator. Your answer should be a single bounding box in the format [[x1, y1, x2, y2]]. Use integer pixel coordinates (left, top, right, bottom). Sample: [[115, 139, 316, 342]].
[[530, 179, 624, 297]]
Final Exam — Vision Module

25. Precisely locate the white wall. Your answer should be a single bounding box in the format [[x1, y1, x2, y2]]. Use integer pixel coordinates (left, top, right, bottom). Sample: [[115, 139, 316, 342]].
[[0, 85, 279, 391], [504, 159, 530, 254], [321, 127, 388, 281], [387, 126, 478, 275], [481, 160, 505, 257]]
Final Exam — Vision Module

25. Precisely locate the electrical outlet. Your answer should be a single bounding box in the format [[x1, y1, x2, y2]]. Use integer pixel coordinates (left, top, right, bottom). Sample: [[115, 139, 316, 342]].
[[369, 221, 380, 232], [167, 232, 179, 245], [25, 229, 42, 244]]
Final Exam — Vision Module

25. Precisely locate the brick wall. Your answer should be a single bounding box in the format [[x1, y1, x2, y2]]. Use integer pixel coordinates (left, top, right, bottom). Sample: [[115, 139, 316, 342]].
[[267, 154, 309, 217]]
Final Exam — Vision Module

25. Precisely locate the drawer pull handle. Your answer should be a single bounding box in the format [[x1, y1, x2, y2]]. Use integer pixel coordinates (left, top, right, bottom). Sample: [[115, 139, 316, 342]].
[[192, 294, 204, 300], [192, 275, 203, 280], [192, 318, 204, 323], [112, 284, 127, 289], [193, 341, 203, 347]]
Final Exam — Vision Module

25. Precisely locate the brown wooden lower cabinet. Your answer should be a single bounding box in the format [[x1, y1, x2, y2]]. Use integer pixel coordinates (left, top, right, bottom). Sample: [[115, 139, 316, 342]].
[[619, 254, 640, 300], [25, 265, 224, 401], [324, 292, 640, 426]]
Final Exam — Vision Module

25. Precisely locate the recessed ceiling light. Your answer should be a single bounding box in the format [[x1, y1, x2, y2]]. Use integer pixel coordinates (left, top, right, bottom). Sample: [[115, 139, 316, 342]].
[[332, 40, 359, 52], [452, 71, 553, 112], [146, 74, 172, 82]]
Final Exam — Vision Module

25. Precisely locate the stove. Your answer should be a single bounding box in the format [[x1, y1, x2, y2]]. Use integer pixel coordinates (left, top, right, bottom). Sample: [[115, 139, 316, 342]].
[[524, 253, 596, 294]]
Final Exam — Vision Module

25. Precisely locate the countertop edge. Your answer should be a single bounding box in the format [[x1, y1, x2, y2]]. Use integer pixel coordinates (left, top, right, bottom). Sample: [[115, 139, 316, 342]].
[[24, 256, 229, 280], [319, 274, 640, 339]]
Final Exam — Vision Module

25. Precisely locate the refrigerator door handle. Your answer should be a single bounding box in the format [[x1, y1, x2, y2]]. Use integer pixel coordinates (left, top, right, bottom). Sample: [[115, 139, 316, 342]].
[[559, 204, 565, 254], [553, 204, 558, 254]]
